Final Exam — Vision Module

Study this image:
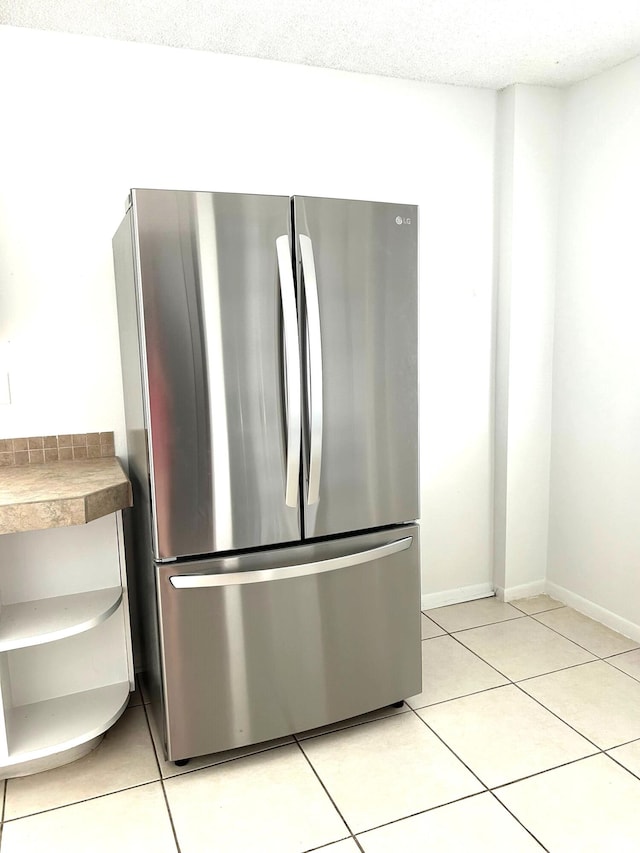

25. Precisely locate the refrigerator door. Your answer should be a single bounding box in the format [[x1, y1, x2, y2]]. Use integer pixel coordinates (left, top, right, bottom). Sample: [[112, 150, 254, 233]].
[[155, 525, 421, 760], [294, 196, 419, 538], [131, 189, 300, 559]]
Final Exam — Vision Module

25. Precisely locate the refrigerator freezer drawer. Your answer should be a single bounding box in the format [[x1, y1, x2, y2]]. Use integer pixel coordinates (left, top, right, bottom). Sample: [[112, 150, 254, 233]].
[[155, 526, 421, 761]]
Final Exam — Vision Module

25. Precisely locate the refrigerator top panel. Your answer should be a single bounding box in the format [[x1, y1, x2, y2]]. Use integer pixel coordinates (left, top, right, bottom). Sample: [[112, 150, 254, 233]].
[[294, 196, 418, 539], [131, 189, 300, 560]]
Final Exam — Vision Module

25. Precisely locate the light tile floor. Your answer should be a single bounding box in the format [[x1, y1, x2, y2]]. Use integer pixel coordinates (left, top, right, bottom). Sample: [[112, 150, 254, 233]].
[[2, 595, 640, 851]]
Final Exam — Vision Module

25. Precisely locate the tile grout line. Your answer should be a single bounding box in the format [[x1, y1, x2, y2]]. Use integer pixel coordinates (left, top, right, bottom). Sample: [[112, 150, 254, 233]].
[[485, 789, 550, 852], [601, 656, 640, 685], [420, 608, 640, 804], [144, 714, 391, 853], [527, 612, 639, 661], [423, 612, 583, 684], [140, 691, 313, 781], [293, 735, 365, 853], [407, 681, 510, 713], [605, 750, 640, 783], [421, 632, 625, 696], [1, 778, 163, 824], [0, 776, 6, 850], [508, 652, 640, 759], [140, 691, 602, 849], [424, 613, 528, 635], [422, 600, 565, 622], [152, 739, 298, 781], [603, 649, 640, 663], [411, 644, 549, 853], [445, 624, 516, 679], [434, 614, 610, 759], [361, 603, 639, 845], [311, 701, 520, 850], [486, 748, 640, 800], [295, 707, 411, 745], [302, 837, 363, 853], [508, 605, 566, 617], [406, 703, 490, 791], [425, 601, 639, 672], [141, 700, 182, 853], [510, 678, 605, 754], [148, 601, 639, 850], [201, 616, 630, 849], [432, 612, 635, 697], [351, 791, 488, 845], [489, 753, 602, 793], [605, 734, 640, 751], [449, 614, 596, 665], [415, 615, 619, 758], [422, 621, 517, 689], [416, 658, 609, 789], [515, 659, 606, 685], [419, 618, 600, 852], [423, 610, 640, 793]]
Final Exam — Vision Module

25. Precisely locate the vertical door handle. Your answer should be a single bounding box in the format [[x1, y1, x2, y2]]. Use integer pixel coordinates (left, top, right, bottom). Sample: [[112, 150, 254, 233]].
[[276, 235, 301, 507], [299, 234, 323, 505]]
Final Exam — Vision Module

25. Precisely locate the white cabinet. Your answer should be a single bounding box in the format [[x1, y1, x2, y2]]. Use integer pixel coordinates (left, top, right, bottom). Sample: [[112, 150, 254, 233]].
[[0, 512, 134, 777]]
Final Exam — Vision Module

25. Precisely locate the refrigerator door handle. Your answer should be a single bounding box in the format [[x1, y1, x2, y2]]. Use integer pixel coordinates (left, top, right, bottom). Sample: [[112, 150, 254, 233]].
[[299, 234, 323, 505], [169, 536, 412, 588], [276, 235, 302, 508]]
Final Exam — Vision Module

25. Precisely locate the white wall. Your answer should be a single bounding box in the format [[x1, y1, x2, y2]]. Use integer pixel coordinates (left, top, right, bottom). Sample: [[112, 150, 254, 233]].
[[548, 56, 640, 632], [494, 84, 561, 600], [0, 26, 497, 601]]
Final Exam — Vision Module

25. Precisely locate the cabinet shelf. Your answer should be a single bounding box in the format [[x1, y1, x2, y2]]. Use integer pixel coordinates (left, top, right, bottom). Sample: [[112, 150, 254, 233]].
[[0, 587, 123, 651], [6, 681, 130, 765], [0, 478, 133, 777]]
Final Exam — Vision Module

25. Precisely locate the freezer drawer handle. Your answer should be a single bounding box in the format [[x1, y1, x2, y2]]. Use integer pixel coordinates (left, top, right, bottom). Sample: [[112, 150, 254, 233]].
[[276, 235, 302, 508], [169, 536, 412, 588], [299, 234, 323, 506]]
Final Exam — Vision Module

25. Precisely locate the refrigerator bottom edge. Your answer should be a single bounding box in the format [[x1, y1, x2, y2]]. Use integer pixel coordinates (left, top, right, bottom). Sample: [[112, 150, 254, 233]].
[[153, 525, 421, 762]]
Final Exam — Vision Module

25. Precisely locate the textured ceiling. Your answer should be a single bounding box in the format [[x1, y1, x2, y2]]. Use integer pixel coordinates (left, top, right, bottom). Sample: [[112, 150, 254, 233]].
[[3, 0, 640, 89]]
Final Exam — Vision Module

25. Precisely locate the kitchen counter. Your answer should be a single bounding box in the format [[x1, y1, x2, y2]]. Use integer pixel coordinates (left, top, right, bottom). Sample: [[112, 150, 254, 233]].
[[0, 457, 133, 535]]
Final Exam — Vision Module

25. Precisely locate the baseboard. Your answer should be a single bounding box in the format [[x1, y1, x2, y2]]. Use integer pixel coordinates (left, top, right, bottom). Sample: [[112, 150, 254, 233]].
[[497, 579, 546, 603], [421, 583, 495, 611], [545, 581, 640, 644]]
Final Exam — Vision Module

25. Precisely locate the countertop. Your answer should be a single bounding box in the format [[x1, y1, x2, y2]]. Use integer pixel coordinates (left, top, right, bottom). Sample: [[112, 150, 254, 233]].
[[0, 457, 133, 535]]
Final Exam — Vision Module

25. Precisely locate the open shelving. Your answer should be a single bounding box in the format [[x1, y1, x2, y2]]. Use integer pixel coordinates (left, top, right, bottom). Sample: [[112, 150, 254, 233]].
[[0, 502, 134, 778]]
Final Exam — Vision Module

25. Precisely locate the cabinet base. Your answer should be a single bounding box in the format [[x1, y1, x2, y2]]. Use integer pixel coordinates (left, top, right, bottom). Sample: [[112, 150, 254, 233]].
[[0, 735, 103, 780]]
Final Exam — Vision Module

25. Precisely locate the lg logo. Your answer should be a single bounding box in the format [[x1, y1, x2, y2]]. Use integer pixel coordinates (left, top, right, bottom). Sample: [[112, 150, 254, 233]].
[[395, 215, 412, 225]]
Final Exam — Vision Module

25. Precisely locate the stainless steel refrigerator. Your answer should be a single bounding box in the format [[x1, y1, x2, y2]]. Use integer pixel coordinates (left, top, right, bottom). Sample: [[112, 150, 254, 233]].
[[113, 189, 421, 762]]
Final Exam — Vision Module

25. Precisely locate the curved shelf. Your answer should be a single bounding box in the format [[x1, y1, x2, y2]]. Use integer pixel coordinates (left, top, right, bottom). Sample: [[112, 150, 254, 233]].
[[0, 587, 123, 651], [5, 681, 130, 766]]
